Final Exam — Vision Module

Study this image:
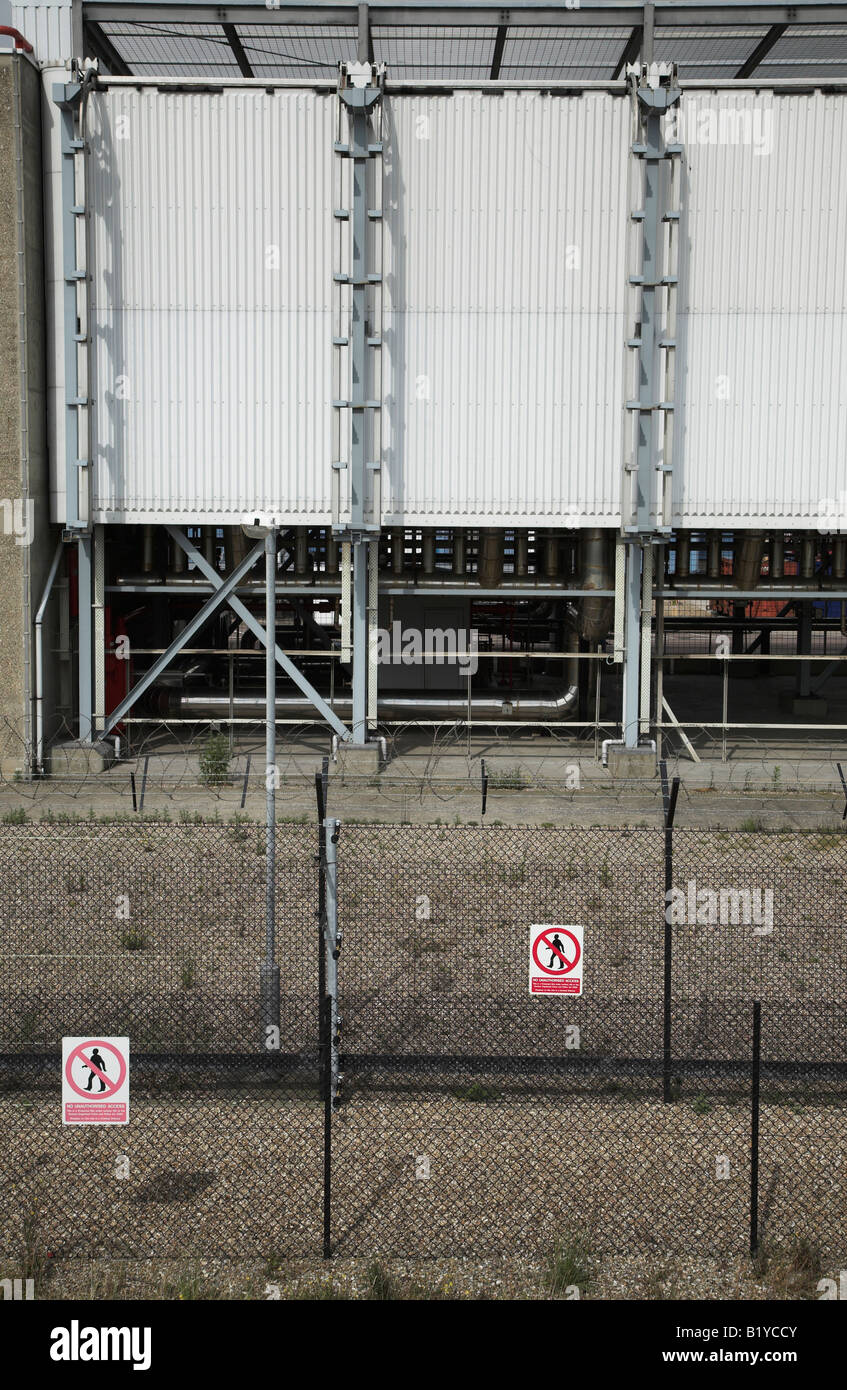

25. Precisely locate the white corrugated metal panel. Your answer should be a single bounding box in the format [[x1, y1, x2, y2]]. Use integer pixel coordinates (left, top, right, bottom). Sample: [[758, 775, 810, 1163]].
[[674, 89, 847, 527], [380, 91, 628, 526], [11, 1, 72, 62], [87, 86, 628, 526], [88, 88, 336, 524]]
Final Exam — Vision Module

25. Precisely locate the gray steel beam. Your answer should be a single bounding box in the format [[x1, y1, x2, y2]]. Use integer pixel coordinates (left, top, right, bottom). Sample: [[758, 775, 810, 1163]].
[[490, 24, 508, 78], [101, 539, 266, 736], [222, 22, 254, 76], [358, 2, 374, 61], [77, 534, 93, 742], [642, 1, 655, 62], [735, 22, 788, 76], [166, 526, 352, 741], [82, 5, 847, 27]]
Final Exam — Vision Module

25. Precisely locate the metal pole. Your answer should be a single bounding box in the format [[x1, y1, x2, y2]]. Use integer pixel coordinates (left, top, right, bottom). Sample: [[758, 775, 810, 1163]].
[[324, 817, 340, 1104], [622, 542, 642, 748], [352, 540, 368, 742], [322, 815, 340, 1258], [722, 654, 729, 763], [661, 761, 679, 1102], [750, 1000, 762, 1257], [261, 528, 280, 1045], [77, 533, 93, 743]]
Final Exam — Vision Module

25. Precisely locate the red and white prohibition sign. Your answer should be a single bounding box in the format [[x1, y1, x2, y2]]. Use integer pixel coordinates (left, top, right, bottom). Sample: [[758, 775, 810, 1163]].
[[529, 924, 584, 997], [62, 1037, 130, 1125]]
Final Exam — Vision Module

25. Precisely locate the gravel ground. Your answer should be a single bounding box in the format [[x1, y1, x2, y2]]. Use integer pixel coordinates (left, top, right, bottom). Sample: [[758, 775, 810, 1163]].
[[1, 821, 844, 1292], [3, 1251, 838, 1301]]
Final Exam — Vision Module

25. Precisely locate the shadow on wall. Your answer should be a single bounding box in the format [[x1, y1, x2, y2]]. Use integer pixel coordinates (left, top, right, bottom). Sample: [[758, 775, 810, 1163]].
[[671, 128, 691, 526], [87, 86, 123, 518], [381, 97, 406, 520]]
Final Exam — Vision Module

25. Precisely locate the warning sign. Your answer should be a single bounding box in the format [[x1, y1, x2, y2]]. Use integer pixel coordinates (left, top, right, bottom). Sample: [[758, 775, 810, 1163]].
[[529, 924, 584, 997], [62, 1037, 129, 1125]]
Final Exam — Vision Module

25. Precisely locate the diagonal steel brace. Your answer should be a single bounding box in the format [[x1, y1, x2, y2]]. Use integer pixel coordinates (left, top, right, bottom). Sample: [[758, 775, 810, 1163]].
[[166, 526, 351, 742], [101, 538, 266, 737]]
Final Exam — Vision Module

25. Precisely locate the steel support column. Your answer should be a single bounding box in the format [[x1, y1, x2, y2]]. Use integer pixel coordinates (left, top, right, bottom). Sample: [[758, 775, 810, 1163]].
[[622, 541, 642, 748], [76, 534, 92, 742], [352, 539, 368, 741], [261, 527, 280, 1044]]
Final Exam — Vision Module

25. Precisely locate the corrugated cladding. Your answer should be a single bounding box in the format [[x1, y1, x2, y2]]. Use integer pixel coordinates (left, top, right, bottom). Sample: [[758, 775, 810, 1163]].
[[677, 89, 847, 527], [380, 92, 627, 525], [87, 87, 627, 526], [88, 88, 336, 523], [85, 84, 847, 528]]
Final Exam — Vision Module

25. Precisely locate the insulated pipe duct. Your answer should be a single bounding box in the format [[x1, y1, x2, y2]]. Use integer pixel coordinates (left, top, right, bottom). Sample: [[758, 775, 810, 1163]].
[[675, 530, 691, 580], [515, 530, 528, 577], [733, 531, 765, 590], [168, 691, 580, 722], [578, 528, 614, 643], [477, 529, 503, 588], [422, 528, 436, 575], [453, 530, 466, 577], [545, 533, 560, 579], [770, 532, 785, 581], [707, 531, 721, 580], [295, 527, 309, 578], [833, 537, 847, 582], [391, 528, 404, 576], [142, 525, 154, 574]]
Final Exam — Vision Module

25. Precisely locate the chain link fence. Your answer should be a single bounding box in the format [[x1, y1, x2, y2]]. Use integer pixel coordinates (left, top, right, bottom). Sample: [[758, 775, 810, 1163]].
[[0, 820, 844, 1274]]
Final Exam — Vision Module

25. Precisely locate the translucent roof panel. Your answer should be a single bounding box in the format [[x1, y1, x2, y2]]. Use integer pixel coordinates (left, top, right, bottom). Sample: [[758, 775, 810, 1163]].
[[89, 15, 847, 83], [236, 23, 359, 78], [653, 27, 770, 70], [100, 23, 243, 77], [763, 25, 847, 65], [499, 26, 632, 80], [372, 26, 498, 79]]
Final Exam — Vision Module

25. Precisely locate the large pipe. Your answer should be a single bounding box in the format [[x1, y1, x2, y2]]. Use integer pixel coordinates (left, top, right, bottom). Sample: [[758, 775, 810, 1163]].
[[734, 530, 765, 589], [770, 531, 785, 581], [477, 529, 503, 588], [34, 538, 65, 773], [168, 691, 580, 722], [578, 528, 614, 642]]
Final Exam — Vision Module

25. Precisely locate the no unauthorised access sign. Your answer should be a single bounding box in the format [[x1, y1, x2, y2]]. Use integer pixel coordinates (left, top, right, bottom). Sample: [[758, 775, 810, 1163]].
[[62, 1037, 129, 1125], [529, 924, 584, 997]]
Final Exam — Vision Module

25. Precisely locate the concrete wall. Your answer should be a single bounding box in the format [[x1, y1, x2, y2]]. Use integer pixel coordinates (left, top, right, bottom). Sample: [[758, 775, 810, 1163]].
[[0, 53, 57, 777]]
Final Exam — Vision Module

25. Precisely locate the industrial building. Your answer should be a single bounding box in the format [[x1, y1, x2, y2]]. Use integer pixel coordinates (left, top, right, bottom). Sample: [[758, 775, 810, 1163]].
[[1, 0, 847, 777]]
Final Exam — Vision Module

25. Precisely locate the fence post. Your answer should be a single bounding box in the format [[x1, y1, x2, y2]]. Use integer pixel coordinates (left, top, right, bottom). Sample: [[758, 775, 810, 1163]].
[[750, 999, 762, 1258], [321, 816, 341, 1258], [660, 761, 680, 1102]]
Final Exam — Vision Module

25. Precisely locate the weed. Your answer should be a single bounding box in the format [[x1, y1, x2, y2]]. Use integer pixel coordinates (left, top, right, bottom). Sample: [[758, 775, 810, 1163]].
[[543, 1230, 595, 1297], [199, 733, 231, 788]]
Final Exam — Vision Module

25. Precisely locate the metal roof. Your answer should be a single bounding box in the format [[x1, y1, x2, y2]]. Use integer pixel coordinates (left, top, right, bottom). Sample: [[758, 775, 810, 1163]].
[[72, 3, 847, 84]]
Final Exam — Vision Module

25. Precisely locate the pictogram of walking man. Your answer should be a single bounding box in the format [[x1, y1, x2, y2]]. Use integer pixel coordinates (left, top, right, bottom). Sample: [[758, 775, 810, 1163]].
[[83, 1047, 108, 1093], [547, 933, 566, 970]]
